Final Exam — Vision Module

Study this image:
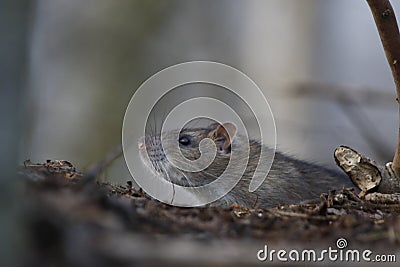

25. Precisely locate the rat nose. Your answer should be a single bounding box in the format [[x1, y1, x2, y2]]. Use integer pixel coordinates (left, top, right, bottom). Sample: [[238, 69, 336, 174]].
[[138, 137, 146, 151], [138, 142, 145, 150]]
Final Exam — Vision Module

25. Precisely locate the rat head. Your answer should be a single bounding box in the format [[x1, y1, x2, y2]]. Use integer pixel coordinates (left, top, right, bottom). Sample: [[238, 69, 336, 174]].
[[138, 122, 237, 187]]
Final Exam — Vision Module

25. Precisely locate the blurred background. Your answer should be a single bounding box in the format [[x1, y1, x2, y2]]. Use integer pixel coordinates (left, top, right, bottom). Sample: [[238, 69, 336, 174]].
[[12, 0, 400, 181], [2, 1, 400, 266]]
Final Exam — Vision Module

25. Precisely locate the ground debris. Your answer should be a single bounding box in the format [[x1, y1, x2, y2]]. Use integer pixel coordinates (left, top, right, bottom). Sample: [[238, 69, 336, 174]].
[[21, 159, 83, 181], [365, 192, 400, 205], [19, 162, 400, 267]]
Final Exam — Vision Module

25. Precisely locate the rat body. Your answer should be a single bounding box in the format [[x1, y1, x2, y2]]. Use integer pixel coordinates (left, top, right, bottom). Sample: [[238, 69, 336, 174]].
[[139, 122, 352, 208]]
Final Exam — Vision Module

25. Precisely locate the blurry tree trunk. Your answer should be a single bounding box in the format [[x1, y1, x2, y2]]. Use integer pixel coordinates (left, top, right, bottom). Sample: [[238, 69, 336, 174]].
[[0, 0, 31, 266]]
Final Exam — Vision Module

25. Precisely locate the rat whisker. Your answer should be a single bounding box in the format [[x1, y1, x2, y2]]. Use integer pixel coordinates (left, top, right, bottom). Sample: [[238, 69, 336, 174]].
[[160, 163, 176, 204], [171, 157, 223, 185]]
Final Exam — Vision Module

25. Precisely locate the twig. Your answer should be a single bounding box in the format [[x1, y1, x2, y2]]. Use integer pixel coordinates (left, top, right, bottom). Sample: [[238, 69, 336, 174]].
[[337, 101, 391, 161], [365, 192, 400, 204], [293, 82, 395, 107], [293, 82, 393, 161], [366, 0, 400, 176], [273, 210, 338, 221], [83, 145, 123, 181]]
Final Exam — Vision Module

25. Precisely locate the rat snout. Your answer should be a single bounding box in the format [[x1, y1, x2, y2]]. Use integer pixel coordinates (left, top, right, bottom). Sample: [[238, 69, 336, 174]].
[[138, 137, 146, 151], [138, 136, 158, 151]]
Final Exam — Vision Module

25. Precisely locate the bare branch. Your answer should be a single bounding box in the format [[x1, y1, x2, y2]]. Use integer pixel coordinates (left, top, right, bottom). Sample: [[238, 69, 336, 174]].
[[84, 145, 123, 181], [293, 82, 395, 107], [366, 0, 400, 176], [293, 82, 393, 160]]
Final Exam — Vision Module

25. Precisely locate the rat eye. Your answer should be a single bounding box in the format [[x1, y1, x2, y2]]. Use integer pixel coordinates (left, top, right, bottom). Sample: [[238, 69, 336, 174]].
[[179, 136, 191, 146]]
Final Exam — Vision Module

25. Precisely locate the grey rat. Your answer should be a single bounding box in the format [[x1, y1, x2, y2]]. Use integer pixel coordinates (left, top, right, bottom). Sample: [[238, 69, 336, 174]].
[[139, 122, 353, 208]]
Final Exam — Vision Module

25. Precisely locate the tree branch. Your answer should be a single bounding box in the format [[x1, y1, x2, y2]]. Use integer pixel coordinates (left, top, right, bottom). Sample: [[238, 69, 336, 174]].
[[366, 0, 400, 176]]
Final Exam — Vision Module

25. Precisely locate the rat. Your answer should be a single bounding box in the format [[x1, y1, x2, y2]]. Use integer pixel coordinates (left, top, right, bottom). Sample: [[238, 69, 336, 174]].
[[138, 122, 353, 208]]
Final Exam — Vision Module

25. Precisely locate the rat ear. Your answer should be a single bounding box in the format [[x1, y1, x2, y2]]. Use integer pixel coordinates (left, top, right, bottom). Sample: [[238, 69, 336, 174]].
[[211, 122, 237, 154]]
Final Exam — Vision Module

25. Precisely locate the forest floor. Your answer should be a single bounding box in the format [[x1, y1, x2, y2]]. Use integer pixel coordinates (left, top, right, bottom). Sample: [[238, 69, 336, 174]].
[[19, 160, 400, 266]]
